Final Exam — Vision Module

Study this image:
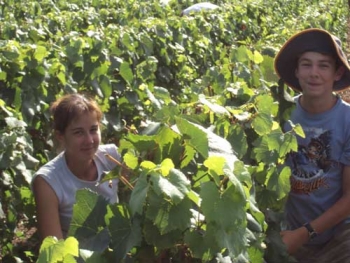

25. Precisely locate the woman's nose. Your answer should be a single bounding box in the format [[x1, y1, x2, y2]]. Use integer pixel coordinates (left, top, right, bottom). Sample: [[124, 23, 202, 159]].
[[85, 133, 94, 143]]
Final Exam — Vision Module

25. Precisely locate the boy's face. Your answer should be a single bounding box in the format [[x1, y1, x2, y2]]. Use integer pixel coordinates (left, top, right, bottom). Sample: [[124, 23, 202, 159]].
[[295, 51, 344, 97]]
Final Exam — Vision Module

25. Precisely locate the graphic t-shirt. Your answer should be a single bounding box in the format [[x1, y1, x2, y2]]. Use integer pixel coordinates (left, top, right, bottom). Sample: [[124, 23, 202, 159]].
[[32, 144, 121, 238], [284, 95, 350, 245]]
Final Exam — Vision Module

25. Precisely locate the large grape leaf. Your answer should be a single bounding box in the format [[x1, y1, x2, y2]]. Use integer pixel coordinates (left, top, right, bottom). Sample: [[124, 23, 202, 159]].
[[143, 219, 183, 249], [150, 168, 191, 205], [68, 189, 110, 252], [266, 165, 291, 200], [37, 236, 79, 263], [251, 112, 274, 136], [129, 171, 149, 215], [145, 190, 192, 234], [184, 228, 220, 260], [106, 204, 142, 263], [200, 181, 246, 232], [174, 117, 209, 159]]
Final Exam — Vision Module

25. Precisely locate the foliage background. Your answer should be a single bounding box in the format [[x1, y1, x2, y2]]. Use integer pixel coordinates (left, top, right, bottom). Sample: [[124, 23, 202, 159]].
[[0, 0, 349, 262]]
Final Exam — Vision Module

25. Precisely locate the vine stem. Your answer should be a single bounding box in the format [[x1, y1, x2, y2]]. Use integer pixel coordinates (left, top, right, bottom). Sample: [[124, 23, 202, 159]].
[[105, 153, 134, 190]]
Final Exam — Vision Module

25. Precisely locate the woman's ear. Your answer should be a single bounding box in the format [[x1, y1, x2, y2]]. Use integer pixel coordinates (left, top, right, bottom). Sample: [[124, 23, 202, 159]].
[[335, 66, 345, 81], [54, 130, 65, 153], [55, 130, 63, 140]]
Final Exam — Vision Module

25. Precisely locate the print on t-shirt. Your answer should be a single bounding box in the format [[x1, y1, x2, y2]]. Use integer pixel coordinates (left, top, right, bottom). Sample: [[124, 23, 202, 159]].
[[289, 129, 332, 194]]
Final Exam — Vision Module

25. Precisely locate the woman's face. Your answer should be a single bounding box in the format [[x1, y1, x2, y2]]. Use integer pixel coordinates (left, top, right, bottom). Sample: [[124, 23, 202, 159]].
[[57, 111, 101, 163]]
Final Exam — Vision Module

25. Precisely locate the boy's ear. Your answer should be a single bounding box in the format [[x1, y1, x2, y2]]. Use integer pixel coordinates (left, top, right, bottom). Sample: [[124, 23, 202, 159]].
[[335, 66, 345, 81]]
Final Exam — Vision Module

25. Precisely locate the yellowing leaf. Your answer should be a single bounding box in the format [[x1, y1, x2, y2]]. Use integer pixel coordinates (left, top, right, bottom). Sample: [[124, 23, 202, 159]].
[[160, 158, 174, 176], [64, 237, 79, 257], [140, 160, 156, 170], [253, 50, 263, 64]]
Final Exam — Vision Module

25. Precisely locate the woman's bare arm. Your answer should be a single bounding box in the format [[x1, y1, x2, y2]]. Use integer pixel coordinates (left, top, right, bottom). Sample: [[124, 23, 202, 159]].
[[32, 176, 63, 241]]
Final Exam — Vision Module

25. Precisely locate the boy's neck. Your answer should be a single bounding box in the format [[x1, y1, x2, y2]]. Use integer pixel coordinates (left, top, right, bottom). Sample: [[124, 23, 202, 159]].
[[299, 94, 337, 114]]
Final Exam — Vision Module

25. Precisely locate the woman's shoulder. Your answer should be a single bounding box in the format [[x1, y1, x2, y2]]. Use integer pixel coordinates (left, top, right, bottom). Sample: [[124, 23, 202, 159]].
[[98, 144, 118, 152], [33, 152, 66, 179]]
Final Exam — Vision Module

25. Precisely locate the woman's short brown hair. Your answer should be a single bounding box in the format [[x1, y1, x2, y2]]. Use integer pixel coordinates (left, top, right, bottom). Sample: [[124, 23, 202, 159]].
[[50, 93, 102, 133]]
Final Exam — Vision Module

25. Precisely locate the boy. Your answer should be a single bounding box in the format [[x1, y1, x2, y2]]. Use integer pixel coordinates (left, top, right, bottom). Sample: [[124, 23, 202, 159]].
[[274, 28, 350, 262]]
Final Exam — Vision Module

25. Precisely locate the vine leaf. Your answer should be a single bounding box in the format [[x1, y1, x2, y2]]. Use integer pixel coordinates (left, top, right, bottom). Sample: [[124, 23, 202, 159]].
[[129, 172, 150, 215], [150, 168, 191, 205], [175, 117, 209, 159], [146, 190, 192, 234], [37, 236, 79, 263], [106, 204, 142, 263], [68, 189, 110, 252], [200, 181, 246, 232]]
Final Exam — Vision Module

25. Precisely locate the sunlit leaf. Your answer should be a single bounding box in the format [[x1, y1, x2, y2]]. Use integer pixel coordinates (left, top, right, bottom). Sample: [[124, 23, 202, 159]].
[[120, 61, 133, 84]]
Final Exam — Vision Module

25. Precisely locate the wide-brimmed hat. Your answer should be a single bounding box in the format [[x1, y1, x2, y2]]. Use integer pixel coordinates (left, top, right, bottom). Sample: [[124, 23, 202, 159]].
[[274, 28, 350, 92]]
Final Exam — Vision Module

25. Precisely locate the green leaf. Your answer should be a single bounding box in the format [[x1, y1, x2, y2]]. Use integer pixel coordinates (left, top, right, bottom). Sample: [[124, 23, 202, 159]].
[[251, 112, 273, 136], [146, 190, 192, 234], [129, 172, 149, 215], [175, 117, 209, 159], [68, 190, 110, 252], [120, 61, 133, 84], [294, 123, 305, 138], [252, 135, 280, 163], [200, 181, 246, 232], [184, 229, 219, 260], [181, 144, 196, 168], [235, 46, 249, 63], [0, 71, 7, 80], [187, 190, 201, 206], [34, 45, 48, 62], [204, 156, 227, 185], [266, 165, 291, 200], [106, 204, 142, 262], [143, 219, 182, 249], [150, 168, 190, 204]]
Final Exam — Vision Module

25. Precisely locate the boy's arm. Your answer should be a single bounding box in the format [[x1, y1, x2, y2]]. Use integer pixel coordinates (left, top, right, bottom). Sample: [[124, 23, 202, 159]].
[[281, 165, 350, 254]]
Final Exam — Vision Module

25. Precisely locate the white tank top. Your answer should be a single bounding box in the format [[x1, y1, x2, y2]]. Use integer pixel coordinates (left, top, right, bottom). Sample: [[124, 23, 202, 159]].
[[32, 144, 121, 237]]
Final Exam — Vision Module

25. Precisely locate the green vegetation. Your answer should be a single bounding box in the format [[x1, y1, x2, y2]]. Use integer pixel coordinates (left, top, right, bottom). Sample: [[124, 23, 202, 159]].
[[0, 0, 348, 262]]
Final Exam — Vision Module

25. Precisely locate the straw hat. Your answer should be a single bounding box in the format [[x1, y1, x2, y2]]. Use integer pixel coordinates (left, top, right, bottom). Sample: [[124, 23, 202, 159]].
[[274, 28, 350, 92]]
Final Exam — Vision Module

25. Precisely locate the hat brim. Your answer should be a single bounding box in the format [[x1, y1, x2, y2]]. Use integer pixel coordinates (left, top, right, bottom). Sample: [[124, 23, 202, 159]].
[[274, 28, 350, 92]]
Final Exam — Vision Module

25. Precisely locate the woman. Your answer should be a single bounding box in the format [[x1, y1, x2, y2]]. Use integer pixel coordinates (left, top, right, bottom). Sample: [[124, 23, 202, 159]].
[[32, 93, 121, 240]]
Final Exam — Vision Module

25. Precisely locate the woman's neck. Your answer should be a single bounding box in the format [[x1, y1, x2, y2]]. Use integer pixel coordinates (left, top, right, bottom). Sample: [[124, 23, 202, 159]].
[[65, 155, 98, 181]]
